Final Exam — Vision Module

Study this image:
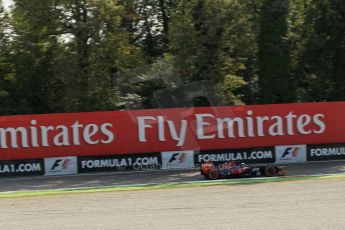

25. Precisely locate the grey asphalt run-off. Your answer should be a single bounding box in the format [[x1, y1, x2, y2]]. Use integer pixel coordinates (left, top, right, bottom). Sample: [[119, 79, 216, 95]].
[[1, 161, 345, 193]]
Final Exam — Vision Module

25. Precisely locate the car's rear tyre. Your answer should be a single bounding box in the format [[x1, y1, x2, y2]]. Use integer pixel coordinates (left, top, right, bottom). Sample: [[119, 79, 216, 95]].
[[265, 165, 276, 177], [203, 173, 210, 179], [208, 170, 219, 180]]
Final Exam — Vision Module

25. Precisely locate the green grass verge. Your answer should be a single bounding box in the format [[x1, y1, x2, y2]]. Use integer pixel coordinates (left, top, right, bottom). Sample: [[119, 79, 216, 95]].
[[1, 173, 345, 199]]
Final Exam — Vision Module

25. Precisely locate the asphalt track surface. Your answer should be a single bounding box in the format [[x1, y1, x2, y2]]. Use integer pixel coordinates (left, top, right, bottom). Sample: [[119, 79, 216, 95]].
[[1, 161, 345, 192], [1, 161, 345, 230]]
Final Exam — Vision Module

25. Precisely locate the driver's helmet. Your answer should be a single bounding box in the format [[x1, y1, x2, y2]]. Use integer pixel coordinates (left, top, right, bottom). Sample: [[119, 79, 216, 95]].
[[228, 161, 237, 167], [240, 163, 246, 168]]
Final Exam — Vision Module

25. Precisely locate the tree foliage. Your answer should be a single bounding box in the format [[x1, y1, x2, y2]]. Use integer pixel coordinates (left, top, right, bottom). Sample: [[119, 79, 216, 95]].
[[0, 0, 14, 114], [0, 0, 344, 115], [298, 0, 345, 101]]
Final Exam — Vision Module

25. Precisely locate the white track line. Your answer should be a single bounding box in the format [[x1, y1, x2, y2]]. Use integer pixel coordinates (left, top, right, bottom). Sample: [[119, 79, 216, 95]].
[[0, 172, 342, 195]]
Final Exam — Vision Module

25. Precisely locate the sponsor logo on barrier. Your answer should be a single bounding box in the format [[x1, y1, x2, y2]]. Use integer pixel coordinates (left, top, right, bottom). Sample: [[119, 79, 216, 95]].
[[275, 145, 306, 163], [0, 159, 44, 177], [50, 159, 70, 171], [1, 102, 343, 161], [162, 151, 194, 169], [44, 156, 77, 176], [195, 147, 275, 164], [281, 147, 300, 159], [78, 153, 161, 173], [308, 143, 345, 161]]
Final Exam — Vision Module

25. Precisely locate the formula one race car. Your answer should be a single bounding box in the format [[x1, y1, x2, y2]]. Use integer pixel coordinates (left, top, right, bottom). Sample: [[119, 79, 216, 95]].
[[200, 161, 287, 180]]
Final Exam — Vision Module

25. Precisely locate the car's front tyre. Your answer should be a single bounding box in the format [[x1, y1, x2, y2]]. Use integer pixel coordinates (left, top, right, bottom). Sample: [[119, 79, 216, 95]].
[[264, 165, 276, 177], [278, 166, 287, 176]]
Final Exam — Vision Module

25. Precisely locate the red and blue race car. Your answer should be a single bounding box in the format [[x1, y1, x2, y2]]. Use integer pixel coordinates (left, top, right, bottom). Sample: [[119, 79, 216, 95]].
[[200, 160, 287, 180]]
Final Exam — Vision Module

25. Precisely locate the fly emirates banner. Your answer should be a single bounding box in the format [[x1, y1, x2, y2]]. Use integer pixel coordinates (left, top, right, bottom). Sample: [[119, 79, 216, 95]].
[[0, 102, 344, 160]]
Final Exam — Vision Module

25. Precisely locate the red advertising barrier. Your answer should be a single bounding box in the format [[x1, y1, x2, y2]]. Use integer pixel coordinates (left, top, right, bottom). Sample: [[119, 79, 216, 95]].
[[0, 102, 344, 160]]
